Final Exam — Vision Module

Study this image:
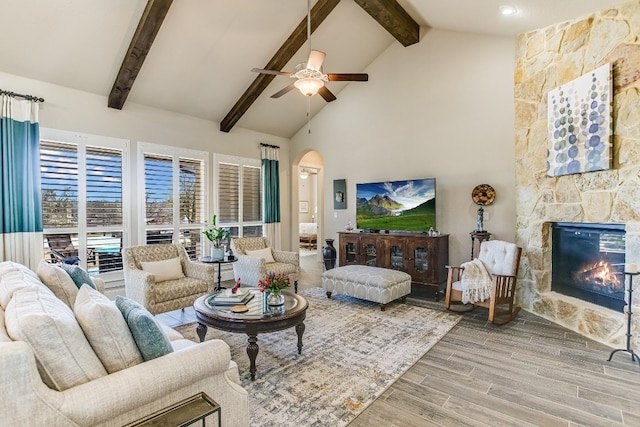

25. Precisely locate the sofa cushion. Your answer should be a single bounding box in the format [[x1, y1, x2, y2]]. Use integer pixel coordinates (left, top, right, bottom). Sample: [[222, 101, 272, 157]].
[[246, 247, 275, 263], [60, 264, 96, 290], [74, 285, 143, 373], [115, 295, 174, 361], [36, 260, 79, 308], [0, 264, 53, 310], [139, 257, 185, 282], [5, 287, 107, 390]]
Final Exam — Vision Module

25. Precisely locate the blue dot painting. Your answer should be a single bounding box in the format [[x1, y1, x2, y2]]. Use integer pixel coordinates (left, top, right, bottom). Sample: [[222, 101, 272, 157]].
[[547, 63, 612, 177]]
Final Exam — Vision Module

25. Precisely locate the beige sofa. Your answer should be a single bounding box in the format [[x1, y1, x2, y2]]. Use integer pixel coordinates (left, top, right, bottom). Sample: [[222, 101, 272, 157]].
[[0, 261, 248, 427]]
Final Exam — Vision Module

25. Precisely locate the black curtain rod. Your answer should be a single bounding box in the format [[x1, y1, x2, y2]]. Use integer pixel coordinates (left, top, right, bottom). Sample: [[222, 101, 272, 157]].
[[260, 143, 280, 149], [0, 89, 45, 103]]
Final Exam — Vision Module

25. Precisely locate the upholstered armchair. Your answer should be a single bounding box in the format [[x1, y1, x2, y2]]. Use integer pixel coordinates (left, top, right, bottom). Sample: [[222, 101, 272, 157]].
[[230, 237, 300, 292], [123, 244, 215, 315]]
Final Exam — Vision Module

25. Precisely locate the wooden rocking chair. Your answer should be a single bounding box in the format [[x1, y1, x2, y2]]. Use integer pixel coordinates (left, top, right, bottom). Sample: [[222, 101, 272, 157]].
[[444, 240, 522, 325]]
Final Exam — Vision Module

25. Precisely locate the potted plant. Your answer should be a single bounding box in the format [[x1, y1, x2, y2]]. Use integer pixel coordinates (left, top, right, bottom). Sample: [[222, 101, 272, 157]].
[[203, 214, 230, 260]]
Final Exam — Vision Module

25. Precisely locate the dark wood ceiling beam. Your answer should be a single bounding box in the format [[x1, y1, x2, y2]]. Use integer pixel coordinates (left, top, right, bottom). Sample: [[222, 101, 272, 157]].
[[108, 0, 174, 110], [353, 0, 419, 47], [220, 0, 341, 133]]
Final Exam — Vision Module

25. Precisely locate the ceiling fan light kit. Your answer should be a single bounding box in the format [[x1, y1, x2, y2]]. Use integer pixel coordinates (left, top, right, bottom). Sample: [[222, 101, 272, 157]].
[[294, 77, 325, 96]]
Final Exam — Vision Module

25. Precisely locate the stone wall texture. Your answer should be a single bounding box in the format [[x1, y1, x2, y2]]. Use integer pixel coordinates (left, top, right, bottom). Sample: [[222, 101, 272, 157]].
[[515, 1, 640, 349]]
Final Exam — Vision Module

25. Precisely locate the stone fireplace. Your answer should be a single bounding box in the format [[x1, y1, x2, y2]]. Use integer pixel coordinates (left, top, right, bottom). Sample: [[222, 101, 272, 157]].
[[551, 222, 625, 312], [514, 4, 640, 348]]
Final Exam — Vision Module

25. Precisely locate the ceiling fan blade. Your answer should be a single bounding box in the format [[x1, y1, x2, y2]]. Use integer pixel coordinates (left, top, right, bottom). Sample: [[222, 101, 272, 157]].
[[307, 50, 326, 71], [251, 68, 293, 77], [318, 86, 337, 102], [327, 73, 369, 82], [271, 83, 297, 98]]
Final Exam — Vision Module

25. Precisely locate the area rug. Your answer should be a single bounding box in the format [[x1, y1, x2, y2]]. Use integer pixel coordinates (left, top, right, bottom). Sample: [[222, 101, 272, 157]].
[[175, 287, 459, 426]]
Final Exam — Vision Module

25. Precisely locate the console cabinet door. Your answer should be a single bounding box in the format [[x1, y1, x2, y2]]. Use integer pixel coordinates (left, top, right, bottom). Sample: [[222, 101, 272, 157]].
[[339, 234, 360, 266], [359, 235, 380, 266], [382, 236, 408, 271], [406, 238, 432, 283]]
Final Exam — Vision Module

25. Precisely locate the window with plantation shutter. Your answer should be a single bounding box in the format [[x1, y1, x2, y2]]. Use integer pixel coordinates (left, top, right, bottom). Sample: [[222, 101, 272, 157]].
[[40, 129, 128, 277], [215, 155, 262, 239], [140, 143, 207, 259]]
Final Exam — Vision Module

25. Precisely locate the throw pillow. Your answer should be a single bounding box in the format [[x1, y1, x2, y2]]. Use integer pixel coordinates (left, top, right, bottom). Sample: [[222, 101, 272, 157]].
[[74, 285, 143, 373], [36, 260, 79, 308], [139, 257, 185, 282], [115, 295, 174, 361], [5, 287, 107, 391], [59, 264, 96, 290], [246, 247, 275, 263]]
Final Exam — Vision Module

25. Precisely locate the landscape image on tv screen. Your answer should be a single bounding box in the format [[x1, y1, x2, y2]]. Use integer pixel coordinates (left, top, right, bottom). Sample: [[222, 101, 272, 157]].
[[356, 178, 436, 232]]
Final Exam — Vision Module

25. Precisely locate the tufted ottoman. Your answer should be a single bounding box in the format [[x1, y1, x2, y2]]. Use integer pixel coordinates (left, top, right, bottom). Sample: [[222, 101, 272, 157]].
[[321, 265, 412, 311]]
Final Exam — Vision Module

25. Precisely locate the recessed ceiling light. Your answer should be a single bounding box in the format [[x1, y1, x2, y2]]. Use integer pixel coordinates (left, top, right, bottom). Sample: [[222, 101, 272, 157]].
[[499, 5, 518, 15]]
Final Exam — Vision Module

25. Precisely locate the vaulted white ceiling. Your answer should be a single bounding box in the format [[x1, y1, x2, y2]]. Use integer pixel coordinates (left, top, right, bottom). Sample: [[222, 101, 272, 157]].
[[0, 0, 629, 138]]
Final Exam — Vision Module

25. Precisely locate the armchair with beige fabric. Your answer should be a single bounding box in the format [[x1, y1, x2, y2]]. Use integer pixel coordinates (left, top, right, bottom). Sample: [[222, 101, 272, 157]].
[[123, 244, 216, 315], [231, 237, 300, 292]]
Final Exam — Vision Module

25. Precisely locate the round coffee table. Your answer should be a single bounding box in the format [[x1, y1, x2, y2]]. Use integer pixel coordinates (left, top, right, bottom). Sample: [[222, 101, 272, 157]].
[[193, 290, 308, 381]]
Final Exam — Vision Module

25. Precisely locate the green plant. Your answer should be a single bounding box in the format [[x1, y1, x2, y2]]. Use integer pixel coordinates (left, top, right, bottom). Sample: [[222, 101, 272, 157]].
[[202, 214, 230, 248]]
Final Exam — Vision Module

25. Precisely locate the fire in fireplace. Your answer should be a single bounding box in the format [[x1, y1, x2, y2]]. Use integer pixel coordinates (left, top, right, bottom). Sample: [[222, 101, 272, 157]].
[[551, 222, 625, 312]]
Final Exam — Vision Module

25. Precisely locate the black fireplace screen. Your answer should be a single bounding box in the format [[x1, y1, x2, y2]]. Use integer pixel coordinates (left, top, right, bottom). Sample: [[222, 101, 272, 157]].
[[551, 222, 625, 312]]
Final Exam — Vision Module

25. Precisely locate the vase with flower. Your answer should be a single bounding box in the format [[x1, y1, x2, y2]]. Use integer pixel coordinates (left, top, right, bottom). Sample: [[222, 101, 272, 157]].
[[258, 272, 291, 306], [203, 214, 230, 260]]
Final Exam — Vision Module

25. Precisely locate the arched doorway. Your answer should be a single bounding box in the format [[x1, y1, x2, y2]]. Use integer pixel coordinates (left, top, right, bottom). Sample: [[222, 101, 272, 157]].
[[294, 150, 324, 262]]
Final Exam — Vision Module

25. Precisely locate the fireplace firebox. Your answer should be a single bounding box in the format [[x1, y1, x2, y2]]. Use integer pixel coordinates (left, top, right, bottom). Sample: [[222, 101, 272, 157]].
[[551, 222, 625, 312]]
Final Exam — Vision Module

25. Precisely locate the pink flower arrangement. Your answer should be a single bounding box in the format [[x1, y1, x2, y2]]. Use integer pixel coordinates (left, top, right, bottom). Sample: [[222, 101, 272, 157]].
[[257, 273, 290, 293]]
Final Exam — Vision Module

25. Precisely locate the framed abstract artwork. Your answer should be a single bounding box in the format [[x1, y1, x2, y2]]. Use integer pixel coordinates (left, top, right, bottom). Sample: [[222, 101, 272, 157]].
[[547, 63, 612, 177], [333, 179, 346, 209]]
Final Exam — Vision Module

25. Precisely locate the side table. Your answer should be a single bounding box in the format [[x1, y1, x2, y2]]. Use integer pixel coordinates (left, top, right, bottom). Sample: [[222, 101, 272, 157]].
[[470, 231, 491, 260], [608, 271, 640, 367], [201, 257, 238, 291], [124, 392, 220, 427]]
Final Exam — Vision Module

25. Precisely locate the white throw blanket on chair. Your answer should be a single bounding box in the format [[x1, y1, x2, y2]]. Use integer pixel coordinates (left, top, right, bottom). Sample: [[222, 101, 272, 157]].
[[460, 258, 493, 304]]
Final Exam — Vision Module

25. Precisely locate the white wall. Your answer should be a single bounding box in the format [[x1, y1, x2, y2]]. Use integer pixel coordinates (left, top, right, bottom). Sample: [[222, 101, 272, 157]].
[[291, 29, 517, 266]]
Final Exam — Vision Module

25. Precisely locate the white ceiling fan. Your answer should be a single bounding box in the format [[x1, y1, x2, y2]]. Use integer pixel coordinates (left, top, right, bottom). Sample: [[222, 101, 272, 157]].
[[251, 0, 368, 102]]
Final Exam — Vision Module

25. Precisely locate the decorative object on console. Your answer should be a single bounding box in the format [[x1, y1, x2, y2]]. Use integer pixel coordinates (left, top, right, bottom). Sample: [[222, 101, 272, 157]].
[[333, 179, 346, 209], [203, 214, 230, 260], [471, 184, 495, 233], [547, 63, 612, 177], [323, 239, 337, 270], [356, 178, 436, 232]]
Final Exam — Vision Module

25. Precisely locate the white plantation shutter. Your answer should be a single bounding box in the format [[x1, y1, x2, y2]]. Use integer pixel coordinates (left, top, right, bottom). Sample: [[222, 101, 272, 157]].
[[216, 156, 262, 238], [141, 145, 207, 258], [39, 131, 128, 276], [41, 141, 79, 229]]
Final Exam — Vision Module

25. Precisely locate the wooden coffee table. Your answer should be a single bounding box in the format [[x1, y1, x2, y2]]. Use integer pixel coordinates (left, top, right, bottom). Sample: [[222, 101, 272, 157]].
[[193, 290, 308, 381]]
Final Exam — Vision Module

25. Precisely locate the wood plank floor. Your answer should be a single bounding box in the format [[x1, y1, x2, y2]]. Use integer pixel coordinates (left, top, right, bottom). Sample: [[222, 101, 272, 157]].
[[159, 253, 640, 426]]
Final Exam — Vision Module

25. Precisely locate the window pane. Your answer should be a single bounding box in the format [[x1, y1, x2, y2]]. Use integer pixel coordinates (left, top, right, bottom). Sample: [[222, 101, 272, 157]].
[[219, 163, 239, 223], [243, 166, 261, 222], [243, 225, 263, 237], [43, 232, 79, 264], [146, 230, 174, 245], [40, 141, 78, 228], [87, 146, 123, 227], [145, 154, 173, 225], [179, 158, 203, 224], [88, 232, 122, 273], [180, 228, 202, 260]]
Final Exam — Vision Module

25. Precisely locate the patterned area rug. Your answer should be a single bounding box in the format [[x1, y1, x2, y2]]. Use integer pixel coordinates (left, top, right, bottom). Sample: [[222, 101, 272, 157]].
[[175, 287, 459, 426]]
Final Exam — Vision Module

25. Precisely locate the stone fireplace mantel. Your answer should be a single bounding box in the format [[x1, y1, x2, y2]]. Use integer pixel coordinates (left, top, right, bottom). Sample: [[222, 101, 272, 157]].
[[515, 3, 640, 349]]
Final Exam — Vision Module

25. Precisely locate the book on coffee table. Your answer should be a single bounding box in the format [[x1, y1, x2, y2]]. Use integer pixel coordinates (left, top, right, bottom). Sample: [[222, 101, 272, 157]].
[[210, 289, 254, 305]]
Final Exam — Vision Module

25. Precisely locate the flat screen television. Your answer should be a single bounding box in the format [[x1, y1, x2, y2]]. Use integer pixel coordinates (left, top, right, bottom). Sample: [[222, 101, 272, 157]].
[[356, 178, 436, 232]]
